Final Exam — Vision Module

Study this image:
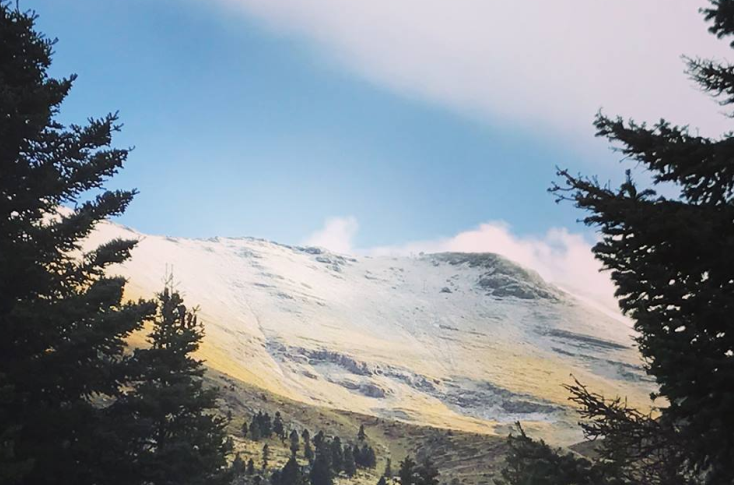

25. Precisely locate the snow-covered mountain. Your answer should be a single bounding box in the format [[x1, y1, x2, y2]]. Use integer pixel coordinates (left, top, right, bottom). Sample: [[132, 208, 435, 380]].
[[88, 221, 654, 445]]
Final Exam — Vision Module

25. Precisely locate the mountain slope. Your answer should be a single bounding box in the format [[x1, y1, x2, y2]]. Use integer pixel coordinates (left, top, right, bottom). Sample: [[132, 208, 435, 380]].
[[88, 220, 654, 445]]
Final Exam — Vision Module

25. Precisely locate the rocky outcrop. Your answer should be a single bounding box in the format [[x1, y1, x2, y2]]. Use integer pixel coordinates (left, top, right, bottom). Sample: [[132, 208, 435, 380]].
[[428, 253, 561, 300]]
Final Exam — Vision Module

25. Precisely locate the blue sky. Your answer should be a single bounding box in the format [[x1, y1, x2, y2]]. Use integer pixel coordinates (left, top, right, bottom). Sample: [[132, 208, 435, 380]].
[[32, 0, 606, 242], [28, 0, 729, 302]]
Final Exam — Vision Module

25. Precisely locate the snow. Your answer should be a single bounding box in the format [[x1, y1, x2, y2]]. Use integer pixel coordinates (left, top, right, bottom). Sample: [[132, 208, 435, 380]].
[[86, 220, 655, 444]]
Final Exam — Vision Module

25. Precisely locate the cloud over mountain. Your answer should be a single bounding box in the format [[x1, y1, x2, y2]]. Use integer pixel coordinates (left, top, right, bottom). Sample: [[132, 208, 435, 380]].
[[304, 217, 620, 319]]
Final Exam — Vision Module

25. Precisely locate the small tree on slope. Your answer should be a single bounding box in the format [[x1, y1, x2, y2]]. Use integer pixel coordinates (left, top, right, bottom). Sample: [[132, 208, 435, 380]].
[[111, 284, 231, 484]]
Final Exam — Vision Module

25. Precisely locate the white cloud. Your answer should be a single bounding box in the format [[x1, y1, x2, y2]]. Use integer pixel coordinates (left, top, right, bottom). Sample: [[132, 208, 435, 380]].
[[215, 0, 731, 143], [372, 221, 618, 314], [306, 217, 623, 319], [302, 216, 358, 254]]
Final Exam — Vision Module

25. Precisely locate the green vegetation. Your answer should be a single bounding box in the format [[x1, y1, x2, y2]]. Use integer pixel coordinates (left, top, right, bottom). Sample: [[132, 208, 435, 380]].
[[500, 1, 734, 484], [0, 4, 231, 483], [10, 0, 734, 483], [232, 403, 386, 485]]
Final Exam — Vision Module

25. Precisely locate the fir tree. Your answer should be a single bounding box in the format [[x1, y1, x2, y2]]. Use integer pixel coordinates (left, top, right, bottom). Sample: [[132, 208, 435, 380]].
[[250, 418, 262, 441], [247, 459, 256, 476], [112, 284, 231, 485], [309, 452, 333, 485], [500, 1, 734, 484], [498, 424, 619, 485], [361, 444, 377, 468], [271, 470, 282, 485], [312, 431, 326, 450], [280, 456, 304, 485], [0, 5, 157, 484], [262, 413, 273, 438], [289, 429, 300, 457], [273, 411, 285, 439], [242, 422, 249, 439], [343, 446, 357, 478], [262, 444, 270, 471], [304, 441, 315, 464], [329, 437, 344, 473], [353, 444, 363, 467], [384, 458, 393, 478], [249, 412, 274, 441], [232, 454, 247, 478], [416, 458, 439, 485], [398, 457, 417, 485], [358, 424, 367, 441], [544, 1, 734, 482], [377, 477, 387, 485]]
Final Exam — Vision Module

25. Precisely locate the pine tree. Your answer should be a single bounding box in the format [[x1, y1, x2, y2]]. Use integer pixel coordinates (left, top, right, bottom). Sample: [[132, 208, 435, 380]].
[[0, 5, 157, 484], [247, 459, 256, 476], [415, 458, 439, 485], [398, 457, 417, 485], [242, 422, 249, 439], [498, 424, 620, 485], [353, 444, 364, 467], [343, 446, 357, 477], [384, 458, 393, 478], [232, 454, 247, 478], [273, 411, 285, 439], [304, 441, 315, 464], [280, 455, 304, 485], [301, 429, 311, 445], [310, 452, 333, 485], [377, 477, 387, 485], [357, 424, 367, 441], [262, 413, 273, 438], [313, 431, 326, 450], [112, 284, 231, 485], [290, 429, 300, 457], [329, 437, 344, 473], [271, 470, 282, 485], [361, 444, 377, 468], [250, 417, 262, 441], [262, 444, 270, 471], [545, 1, 734, 482]]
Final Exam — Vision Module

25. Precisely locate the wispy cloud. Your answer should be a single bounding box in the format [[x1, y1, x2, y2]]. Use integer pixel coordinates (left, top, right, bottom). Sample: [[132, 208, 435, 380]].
[[302, 216, 359, 254], [216, 0, 730, 141]]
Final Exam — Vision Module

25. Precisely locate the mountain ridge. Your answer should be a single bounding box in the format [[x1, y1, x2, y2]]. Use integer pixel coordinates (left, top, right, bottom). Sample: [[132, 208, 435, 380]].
[[87, 219, 654, 445]]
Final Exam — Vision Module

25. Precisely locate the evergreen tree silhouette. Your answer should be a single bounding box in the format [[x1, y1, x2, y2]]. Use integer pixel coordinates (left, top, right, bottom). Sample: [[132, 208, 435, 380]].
[[309, 452, 333, 485], [0, 5, 157, 484], [290, 429, 300, 457], [504, 1, 734, 484], [398, 457, 417, 485], [262, 444, 270, 471], [280, 455, 303, 485], [343, 445, 357, 477], [273, 411, 285, 439], [112, 283, 231, 484]]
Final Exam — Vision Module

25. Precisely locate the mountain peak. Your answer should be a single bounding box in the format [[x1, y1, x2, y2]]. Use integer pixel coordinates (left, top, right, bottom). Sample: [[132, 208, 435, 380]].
[[94, 221, 651, 445], [426, 252, 562, 300]]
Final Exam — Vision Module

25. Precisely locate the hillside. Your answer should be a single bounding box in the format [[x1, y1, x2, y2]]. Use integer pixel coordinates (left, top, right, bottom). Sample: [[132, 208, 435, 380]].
[[86, 219, 655, 446], [211, 369, 509, 485]]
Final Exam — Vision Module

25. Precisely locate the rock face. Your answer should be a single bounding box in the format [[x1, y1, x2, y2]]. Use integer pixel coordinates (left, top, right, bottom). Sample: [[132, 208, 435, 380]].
[[429, 253, 561, 300], [87, 220, 655, 445]]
